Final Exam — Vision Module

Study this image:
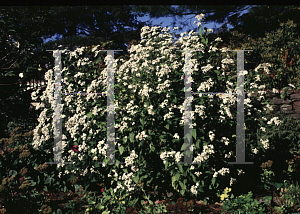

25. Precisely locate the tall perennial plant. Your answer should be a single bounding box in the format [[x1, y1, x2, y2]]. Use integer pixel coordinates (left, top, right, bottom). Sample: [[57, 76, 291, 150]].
[[30, 14, 284, 210]]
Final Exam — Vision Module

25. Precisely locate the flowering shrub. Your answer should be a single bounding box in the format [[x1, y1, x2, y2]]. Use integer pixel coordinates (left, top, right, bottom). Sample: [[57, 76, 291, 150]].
[[29, 13, 290, 211]]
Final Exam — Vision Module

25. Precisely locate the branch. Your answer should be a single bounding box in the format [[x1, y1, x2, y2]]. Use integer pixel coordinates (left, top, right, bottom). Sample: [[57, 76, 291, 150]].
[[1, 54, 28, 70]]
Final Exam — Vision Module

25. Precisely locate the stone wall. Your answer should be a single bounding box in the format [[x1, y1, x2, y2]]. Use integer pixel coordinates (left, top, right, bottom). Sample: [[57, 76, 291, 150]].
[[247, 89, 300, 120]]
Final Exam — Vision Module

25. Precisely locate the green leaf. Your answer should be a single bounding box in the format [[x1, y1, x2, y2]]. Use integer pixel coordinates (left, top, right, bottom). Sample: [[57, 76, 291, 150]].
[[9, 170, 17, 177], [192, 129, 196, 140], [89, 200, 96, 205], [132, 174, 139, 184], [184, 133, 192, 143], [95, 57, 103, 64], [95, 204, 105, 210], [129, 132, 134, 143], [45, 177, 51, 185], [211, 177, 216, 186], [56, 209, 63, 214], [214, 69, 220, 75], [139, 118, 145, 127], [87, 112, 93, 119], [165, 124, 169, 130], [178, 164, 184, 174], [171, 174, 178, 188], [165, 159, 168, 171], [123, 137, 127, 143], [119, 146, 124, 155], [179, 181, 186, 190], [43, 186, 48, 191], [196, 139, 200, 148], [5, 71, 15, 77]]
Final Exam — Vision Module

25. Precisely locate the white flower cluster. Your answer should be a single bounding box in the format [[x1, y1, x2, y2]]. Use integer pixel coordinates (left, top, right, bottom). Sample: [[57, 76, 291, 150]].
[[192, 145, 214, 164], [267, 117, 282, 126], [112, 171, 136, 193], [213, 167, 230, 178], [224, 151, 232, 158], [201, 64, 214, 73], [230, 177, 237, 186], [197, 78, 214, 92], [209, 130, 215, 141], [260, 127, 266, 132], [163, 111, 174, 121], [156, 79, 171, 93], [218, 104, 234, 119], [160, 151, 183, 164], [138, 84, 153, 97], [260, 139, 270, 150], [220, 137, 230, 146], [254, 63, 272, 74], [208, 46, 218, 53], [191, 182, 199, 195], [125, 150, 138, 167], [194, 171, 202, 177], [135, 131, 148, 141], [194, 105, 206, 120]]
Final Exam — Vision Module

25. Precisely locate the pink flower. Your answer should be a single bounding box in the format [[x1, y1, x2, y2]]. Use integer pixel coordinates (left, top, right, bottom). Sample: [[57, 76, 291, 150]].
[[143, 201, 148, 205], [155, 200, 160, 204], [71, 145, 78, 152], [101, 188, 104, 193]]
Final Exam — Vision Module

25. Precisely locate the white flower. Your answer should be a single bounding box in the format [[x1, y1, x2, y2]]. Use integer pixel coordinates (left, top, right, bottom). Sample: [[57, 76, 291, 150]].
[[173, 133, 179, 139], [260, 139, 270, 150], [230, 178, 236, 186], [175, 152, 183, 162], [209, 131, 215, 141], [191, 182, 199, 195], [238, 169, 245, 176], [267, 117, 282, 126], [195, 171, 202, 177], [288, 83, 296, 88], [252, 148, 259, 154], [19, 73, 24, 78]]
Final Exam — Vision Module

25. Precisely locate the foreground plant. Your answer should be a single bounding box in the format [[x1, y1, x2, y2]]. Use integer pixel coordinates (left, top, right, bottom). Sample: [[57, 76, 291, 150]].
[[0, 127, 71, 213], [221, 191, 268, 213]]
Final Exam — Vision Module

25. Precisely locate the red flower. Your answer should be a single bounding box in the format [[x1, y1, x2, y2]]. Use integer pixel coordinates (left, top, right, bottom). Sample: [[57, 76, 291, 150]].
[[19, 177, 25, 183], [71, 145, 78, 152], [101, 188, 104, 193]]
